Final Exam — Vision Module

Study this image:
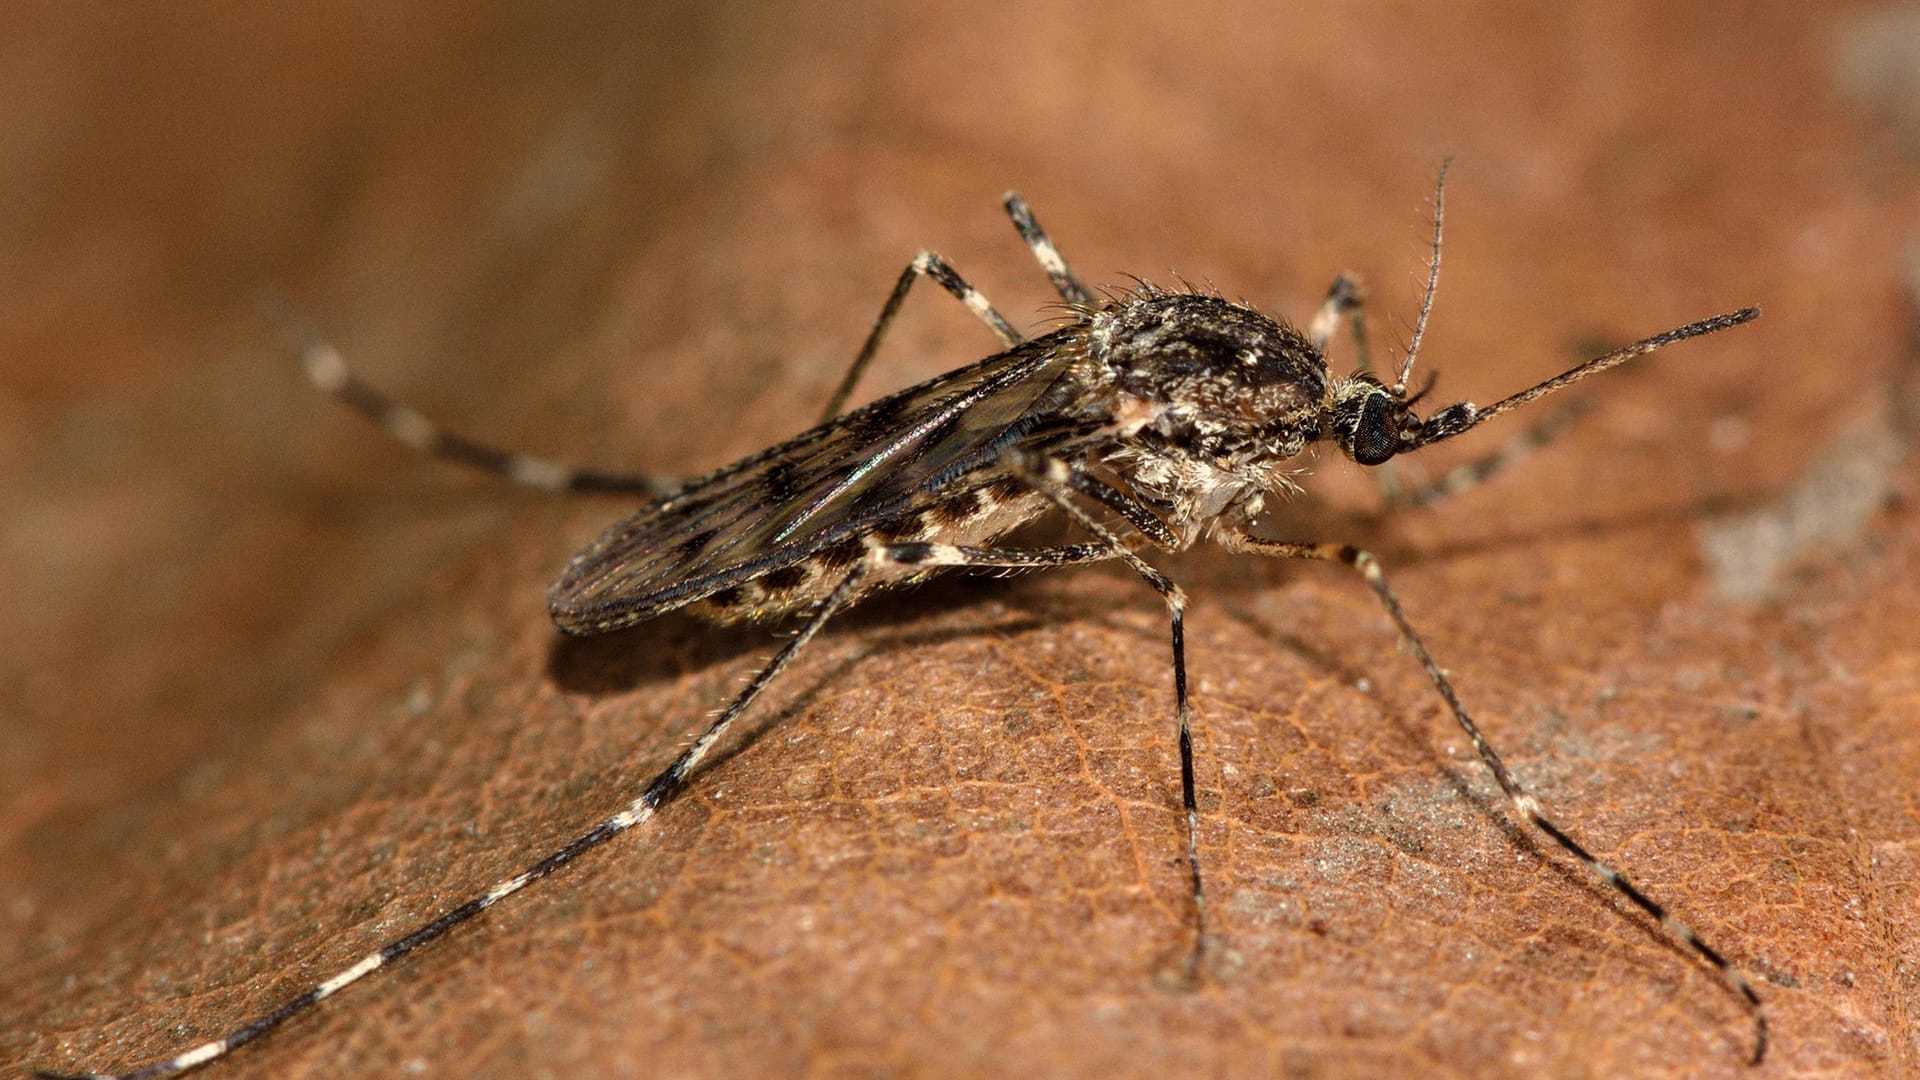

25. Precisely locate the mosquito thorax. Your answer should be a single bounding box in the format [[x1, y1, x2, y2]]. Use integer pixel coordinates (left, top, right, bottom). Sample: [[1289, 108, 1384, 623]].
[[1090, 292, 1330, 461]]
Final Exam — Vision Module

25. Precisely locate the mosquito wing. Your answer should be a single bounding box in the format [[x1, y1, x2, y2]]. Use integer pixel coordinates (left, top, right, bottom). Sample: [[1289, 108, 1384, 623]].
[[548, 329, 1094, 633]]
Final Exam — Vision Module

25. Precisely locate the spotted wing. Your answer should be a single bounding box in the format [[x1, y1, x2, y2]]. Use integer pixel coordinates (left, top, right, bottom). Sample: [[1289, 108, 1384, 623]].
[[548, 332, 1090, 633]]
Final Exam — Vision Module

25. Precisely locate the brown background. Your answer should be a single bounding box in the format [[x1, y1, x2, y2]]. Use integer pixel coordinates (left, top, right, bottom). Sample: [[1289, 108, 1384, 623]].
[[4, 3, 1917, 1078]]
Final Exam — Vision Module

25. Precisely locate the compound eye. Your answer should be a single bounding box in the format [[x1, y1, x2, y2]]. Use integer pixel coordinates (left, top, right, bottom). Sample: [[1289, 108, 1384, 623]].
[[1349, 392, 1400, 466]]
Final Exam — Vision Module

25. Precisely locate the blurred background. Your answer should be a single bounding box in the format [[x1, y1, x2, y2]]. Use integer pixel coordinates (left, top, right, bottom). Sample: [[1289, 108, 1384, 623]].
[[4, 4, 1917, 1078]]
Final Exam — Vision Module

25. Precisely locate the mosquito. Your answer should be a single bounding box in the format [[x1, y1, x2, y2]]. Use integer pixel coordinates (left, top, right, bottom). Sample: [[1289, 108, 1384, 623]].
[[36, 165, 1766, 1079]]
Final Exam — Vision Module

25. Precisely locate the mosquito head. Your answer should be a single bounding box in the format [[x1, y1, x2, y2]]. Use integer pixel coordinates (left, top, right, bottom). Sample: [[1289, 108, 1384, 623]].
[[1327, 370, 1452, 465], [1330, 305, 1762, 466], [1328, 373, 1404, 466]]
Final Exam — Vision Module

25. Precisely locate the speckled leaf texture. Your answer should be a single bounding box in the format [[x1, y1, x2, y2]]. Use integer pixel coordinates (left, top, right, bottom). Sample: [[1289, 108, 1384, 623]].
[[4, 5, 1917, 1079]]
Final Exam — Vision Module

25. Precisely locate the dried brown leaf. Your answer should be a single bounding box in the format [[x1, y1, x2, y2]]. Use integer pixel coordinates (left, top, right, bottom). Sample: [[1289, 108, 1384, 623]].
[[4, 6, 1917, 1080]]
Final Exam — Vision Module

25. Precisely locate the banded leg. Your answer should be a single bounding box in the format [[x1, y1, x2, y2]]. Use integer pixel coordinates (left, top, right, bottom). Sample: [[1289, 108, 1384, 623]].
[[884, 539, 1114, 573], [1001, 194, 1095, 307], [1306, 273, 1367, 361], [1006, 453, 1207, 981], [35, 563, 876, 1080], [1060, 469, 1183, 551], [817, 251, 1022, 423], [266, 297, 672, 497], [1218, 531, 1769, 1065]]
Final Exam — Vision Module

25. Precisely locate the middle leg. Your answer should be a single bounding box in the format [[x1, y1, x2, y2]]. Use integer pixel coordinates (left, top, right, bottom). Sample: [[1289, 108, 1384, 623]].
[[1003, 453, 1209, 982]]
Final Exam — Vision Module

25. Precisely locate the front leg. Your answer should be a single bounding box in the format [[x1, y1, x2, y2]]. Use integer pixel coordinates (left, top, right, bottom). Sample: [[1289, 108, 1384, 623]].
[[1219, 530, 1767, 1064]]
